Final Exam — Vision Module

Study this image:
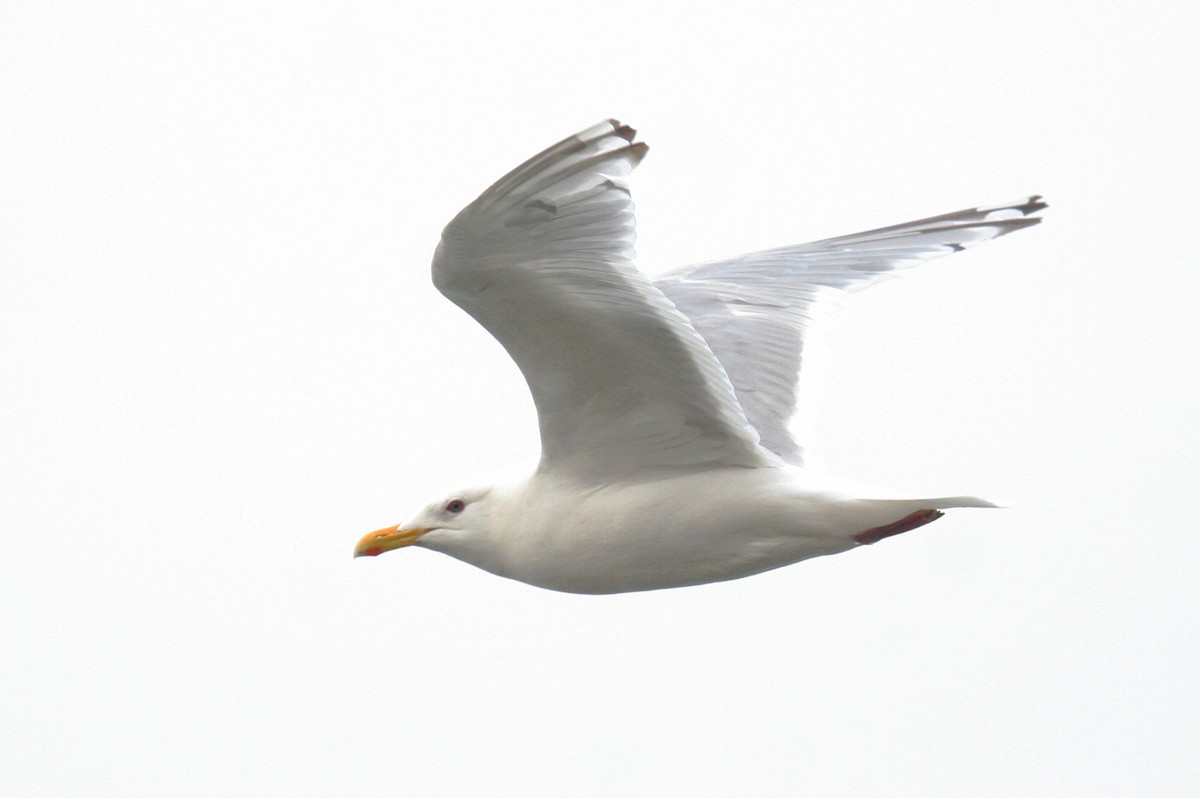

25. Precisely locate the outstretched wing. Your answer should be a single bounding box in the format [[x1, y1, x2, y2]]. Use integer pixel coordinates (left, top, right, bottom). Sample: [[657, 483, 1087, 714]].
[[654, 197, 1046, 466], [433, 121, 773, 480]]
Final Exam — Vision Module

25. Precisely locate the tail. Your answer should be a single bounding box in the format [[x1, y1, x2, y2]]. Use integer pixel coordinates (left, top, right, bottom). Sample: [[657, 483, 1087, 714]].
[[924, 494, 1007, 509], [850, 495, 1005, 545]]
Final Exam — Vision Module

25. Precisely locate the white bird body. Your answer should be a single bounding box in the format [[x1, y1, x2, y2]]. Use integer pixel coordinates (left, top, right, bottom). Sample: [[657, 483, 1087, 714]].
[[419, 468, 994, 594], [354, 120, 1042, 594]]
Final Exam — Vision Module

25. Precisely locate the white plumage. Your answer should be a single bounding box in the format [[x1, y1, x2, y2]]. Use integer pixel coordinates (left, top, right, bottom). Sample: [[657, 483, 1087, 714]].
[[354, 120, 1044, 594]]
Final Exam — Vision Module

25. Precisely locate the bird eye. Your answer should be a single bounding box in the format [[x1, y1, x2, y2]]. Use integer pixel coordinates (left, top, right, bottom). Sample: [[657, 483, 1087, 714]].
[[445, 499, 466, 514]]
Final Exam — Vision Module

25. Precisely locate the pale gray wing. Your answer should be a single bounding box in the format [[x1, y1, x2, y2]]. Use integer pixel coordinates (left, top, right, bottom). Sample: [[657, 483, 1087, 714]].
[[433, 121, 773, 480], [654, 197, 1046, 466]]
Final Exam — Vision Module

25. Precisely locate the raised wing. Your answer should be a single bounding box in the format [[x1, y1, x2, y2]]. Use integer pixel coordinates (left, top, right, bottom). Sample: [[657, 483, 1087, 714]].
[[433, 121, 773, 479], [654, 197, 1046, 466]]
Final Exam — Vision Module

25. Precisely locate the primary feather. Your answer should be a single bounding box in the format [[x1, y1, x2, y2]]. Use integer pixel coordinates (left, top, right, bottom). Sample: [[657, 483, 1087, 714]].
[[655, 196, 1046, 464]]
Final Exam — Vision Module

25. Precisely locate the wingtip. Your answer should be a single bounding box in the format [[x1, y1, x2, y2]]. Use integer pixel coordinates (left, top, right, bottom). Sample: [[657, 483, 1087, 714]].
[[612, 122, 638, 143], [981, 195, 1048, 219], [1019, 194, 1049, 215], [578, 119, 630, 144], [1008, 195, 1048, 229], [577, 120, 645, 156], [975, 195, 1047, 236]]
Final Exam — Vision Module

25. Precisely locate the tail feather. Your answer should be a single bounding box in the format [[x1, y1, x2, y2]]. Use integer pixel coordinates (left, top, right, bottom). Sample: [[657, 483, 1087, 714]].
[[924, 495, 1005, 509], [850, 496, 1004, 545]]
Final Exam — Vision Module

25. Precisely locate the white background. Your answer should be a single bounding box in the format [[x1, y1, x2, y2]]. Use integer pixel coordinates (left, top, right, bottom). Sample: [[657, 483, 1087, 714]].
[[3, 2, 1197, 795]]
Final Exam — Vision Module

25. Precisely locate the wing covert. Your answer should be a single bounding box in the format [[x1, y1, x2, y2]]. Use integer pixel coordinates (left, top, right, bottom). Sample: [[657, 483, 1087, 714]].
[[433, 121, 773, 479]]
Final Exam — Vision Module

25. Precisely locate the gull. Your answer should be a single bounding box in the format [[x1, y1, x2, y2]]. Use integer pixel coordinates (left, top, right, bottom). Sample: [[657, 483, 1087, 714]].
[[354, 120, 1044, 594]]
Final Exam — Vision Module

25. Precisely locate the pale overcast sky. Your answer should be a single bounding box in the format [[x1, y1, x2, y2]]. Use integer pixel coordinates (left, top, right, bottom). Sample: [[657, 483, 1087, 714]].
[[3, 2, 1197, 795]]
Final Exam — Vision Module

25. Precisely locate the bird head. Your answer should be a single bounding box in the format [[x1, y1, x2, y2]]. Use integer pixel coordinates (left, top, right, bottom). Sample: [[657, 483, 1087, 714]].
[[354, 485, 496, 559]]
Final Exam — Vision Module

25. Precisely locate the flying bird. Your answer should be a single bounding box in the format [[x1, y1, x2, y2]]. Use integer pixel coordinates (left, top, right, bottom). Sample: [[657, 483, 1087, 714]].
[[354, 120, 1044, 594]]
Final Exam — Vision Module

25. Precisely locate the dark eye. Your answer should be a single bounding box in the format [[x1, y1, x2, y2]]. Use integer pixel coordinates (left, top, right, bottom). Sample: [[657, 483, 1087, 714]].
[[445, 499, 466, 514]]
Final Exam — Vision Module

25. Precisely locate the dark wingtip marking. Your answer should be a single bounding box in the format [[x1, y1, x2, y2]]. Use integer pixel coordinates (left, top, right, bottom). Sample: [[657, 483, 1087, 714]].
[[1022, 195, 1049, 214], [613, 123, 638, 143], [977, 195, 1048, 220]]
